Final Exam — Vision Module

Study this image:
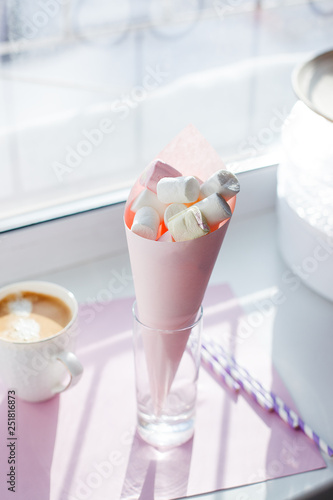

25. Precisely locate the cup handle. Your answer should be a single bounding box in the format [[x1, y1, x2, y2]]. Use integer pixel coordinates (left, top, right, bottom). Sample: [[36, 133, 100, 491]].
[[53, 351, 83, 394]]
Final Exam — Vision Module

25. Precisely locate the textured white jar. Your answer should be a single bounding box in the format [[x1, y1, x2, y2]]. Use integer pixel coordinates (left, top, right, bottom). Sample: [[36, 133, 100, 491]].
[[277, 100, 333, 302]]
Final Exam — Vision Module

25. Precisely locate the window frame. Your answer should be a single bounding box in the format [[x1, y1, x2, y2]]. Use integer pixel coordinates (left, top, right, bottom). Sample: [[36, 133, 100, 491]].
[[0, 161, 277, 285]]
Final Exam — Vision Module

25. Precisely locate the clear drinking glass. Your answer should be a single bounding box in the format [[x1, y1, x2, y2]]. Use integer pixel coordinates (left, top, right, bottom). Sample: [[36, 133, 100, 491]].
[[132, 302, 203, 449]]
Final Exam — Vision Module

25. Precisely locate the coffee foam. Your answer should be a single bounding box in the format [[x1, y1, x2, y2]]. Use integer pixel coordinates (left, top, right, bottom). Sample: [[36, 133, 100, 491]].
[[5, 297, 38, 340], [0, 312, 66, 342], [0, 291, 71, 343], [4, 317, 41, 341], [8, 298, 33, 317]]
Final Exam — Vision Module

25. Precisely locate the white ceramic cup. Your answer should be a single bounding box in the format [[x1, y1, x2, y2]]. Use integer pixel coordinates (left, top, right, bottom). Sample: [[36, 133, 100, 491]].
[[0, 281, 83, 402]]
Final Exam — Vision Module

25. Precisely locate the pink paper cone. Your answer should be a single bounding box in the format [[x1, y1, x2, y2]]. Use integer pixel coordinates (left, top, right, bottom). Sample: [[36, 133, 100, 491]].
[[125, 125, 237, 413], [125, 219, 232, 329], [140, 325, 192, 414]]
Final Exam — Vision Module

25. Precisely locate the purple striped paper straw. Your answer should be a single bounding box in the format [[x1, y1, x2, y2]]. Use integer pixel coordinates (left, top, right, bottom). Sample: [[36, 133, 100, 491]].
[[272, 395, 299, 429], [202, 342, 274, 411], [201, 348, 240, 392], [202, 336, 333, 457], [204, 337, 299, 429], [299, 421, 333, 457]]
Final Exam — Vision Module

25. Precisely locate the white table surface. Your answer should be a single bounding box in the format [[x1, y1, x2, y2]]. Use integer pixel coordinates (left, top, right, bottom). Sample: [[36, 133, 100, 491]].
[[35, 206, 333, 500]]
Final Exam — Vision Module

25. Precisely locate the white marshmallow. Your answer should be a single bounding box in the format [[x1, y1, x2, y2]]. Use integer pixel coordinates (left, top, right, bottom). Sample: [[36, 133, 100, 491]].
[[157, 176, 200, 204], [131, 206, 160, 240], [168, 206, 210, 242], [164, 203, 187, 228], [194, 193, 231, 227], [131, 188, 167, 220], [200, 170, 240, 200], [140, 159, 181, 193]]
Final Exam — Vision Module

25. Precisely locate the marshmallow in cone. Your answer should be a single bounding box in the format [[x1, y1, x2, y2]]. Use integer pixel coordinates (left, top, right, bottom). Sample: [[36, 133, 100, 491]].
[[124, 125, 237, 413]]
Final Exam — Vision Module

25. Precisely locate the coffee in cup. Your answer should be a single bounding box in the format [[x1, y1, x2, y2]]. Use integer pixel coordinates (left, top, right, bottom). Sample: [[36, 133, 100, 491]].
[[0, 281, 83, 402], [0, 291, 72, 342]]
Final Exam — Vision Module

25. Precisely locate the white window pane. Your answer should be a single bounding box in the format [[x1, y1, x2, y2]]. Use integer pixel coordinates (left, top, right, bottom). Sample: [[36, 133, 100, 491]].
[[0, 0, 332, 229]]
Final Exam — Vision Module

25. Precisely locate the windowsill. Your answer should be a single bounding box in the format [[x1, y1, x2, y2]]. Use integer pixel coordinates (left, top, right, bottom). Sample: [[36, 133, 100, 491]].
[[0, 151, 278, 233], [0, 187, 131, 233]]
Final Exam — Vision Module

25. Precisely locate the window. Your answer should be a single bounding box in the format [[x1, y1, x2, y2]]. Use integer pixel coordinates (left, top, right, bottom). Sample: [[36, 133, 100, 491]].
[[0, 0, 332, 231]]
